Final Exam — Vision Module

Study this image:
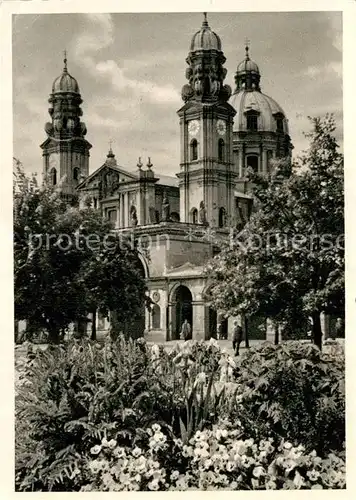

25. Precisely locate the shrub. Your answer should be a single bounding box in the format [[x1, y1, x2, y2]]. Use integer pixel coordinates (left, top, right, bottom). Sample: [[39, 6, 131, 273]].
[[15, 337, 160, 491], [15, 337, 231, 491], [231, 341, 345, 456], [15, 337, 345, 491]]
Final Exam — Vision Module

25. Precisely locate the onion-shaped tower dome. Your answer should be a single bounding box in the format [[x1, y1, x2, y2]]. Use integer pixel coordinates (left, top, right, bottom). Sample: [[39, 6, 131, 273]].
[[190, 12, 222, 51], [52, 53, 80, 94]]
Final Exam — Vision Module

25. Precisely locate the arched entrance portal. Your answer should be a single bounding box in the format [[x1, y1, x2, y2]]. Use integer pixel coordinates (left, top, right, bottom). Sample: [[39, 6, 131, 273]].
[[172, 285, 193, 340]]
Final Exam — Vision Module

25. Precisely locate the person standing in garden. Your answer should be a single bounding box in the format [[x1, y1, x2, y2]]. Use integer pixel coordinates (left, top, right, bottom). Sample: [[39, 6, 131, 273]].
[[232, 319, 243, 355], [180, 319, 192, 341]]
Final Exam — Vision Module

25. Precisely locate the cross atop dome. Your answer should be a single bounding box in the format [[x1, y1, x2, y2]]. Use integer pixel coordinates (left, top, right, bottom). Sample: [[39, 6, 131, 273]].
[[107, 139, 115, 158], [63, 49, 68, 72], [244, 38, 250, 59]]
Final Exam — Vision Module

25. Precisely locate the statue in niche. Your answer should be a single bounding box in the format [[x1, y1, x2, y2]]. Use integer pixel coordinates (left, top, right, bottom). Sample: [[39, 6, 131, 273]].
[[98, 179, 103, 200], [130, 205, 138, 226], [149, 206, 157, 224], [101, 172, 109, 198], [110, 172, 120, 195], [199, 201, 208, 226], [162, 196, 170, 222]]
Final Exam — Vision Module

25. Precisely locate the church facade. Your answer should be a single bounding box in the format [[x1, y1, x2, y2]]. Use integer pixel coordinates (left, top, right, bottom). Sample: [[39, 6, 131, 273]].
[[40, 15, 293, 342]]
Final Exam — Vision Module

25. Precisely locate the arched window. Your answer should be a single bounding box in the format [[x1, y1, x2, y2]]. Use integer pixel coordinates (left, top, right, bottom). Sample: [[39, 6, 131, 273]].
[[170, 211, 180, 222], [73, 167, 80, 181], [152, 304, 161, 329], [50, 167, 57, 186], [191, 208, 198, 224], [246, 155, 259, 172], [218, 207, 226, 228], [190, 139, 198, 161], [218, 139, 225, 161]]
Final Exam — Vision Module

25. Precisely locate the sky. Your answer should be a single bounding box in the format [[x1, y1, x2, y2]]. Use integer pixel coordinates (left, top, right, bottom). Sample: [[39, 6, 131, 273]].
[[12, 11, 342, 178]]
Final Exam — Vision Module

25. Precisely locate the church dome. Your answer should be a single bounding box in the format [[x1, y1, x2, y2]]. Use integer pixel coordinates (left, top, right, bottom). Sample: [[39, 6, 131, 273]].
[[52, 55, 80, 94], [230, 90, 289, 134], [236, 58, 260, 74], [190, 13, 222, 51]]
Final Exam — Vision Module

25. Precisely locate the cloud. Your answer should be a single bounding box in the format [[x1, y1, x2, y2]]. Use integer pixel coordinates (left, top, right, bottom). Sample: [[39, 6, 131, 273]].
[[305, 61, 342, 79], [72, 14, 180, 106]]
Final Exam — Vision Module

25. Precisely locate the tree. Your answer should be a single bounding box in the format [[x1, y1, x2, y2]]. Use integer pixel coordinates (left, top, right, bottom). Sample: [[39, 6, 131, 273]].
[[77, 217, 147, 341], [206, 115, 344, 349], [14, 163, 147, 343]]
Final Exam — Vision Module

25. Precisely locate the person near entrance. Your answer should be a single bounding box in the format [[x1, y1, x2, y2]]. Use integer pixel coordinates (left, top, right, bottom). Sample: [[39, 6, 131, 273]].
[[232, 319, 243, 355], [180, 319, 192, 341]]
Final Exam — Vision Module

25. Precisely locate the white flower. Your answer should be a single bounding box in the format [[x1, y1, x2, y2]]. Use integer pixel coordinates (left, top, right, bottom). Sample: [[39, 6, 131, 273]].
[[132, 446, 142, 457], [293, 470, 305, 489], [88, 459, 105, 474], [107, 439, 117, 449], [307, 469, 320, 482], [148, 479, 160, 490], [170, 470, 180, 481], [90, 444, 102, 455], [252, 466, 265, 478], [208, 338, 219, 348], [113, 447, 126, 458], [151, 344, 160, 359], [152, 423, 161, 432], [284, 441, 293, 450], [216, 428, 228, 440]]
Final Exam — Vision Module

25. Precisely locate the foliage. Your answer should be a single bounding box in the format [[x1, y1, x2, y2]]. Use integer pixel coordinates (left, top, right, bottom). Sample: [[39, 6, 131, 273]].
[[206, 115, 344, 349], [13, 161, 146, 343], [231, 341, 345, 456], [15, 337, 345, 491], [81, 423, 345, 491]]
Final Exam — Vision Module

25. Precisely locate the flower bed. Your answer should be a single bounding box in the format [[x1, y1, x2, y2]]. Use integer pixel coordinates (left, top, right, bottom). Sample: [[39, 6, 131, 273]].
[[15, 336, 345, 491]]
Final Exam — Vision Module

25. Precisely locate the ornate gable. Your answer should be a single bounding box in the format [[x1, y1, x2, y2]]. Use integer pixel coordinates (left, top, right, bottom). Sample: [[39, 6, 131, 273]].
[[77, 164, 138, 198]]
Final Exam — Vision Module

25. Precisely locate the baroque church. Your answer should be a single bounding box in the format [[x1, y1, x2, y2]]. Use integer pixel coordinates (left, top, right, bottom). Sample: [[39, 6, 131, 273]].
[[40, 14, 293, 342]]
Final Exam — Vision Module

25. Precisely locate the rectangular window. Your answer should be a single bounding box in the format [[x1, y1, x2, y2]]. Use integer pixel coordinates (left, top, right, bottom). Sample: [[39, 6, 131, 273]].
[[247, 114, 258, 131], [276, 118, 284, 132], [107, 209, 117, 223]]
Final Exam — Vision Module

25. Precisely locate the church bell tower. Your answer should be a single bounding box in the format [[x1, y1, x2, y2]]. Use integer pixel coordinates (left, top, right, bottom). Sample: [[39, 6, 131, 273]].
[[177, 14, 237, 228], [40, 54, 92, 204]]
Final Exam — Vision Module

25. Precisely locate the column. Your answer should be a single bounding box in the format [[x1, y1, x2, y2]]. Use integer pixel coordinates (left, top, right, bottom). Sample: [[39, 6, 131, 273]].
[[320, 312, 330, 340], [120, 193, 124, 228], [192, 301, 206, 341], [263, 149, 268, 175], [124, 192, 129, 227], [239, 145, 244, 178]]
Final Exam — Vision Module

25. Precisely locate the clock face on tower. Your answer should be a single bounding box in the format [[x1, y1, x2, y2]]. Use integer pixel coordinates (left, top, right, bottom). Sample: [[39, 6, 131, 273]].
[[188, 120, 200, 136], [216, 119, 227, 136]]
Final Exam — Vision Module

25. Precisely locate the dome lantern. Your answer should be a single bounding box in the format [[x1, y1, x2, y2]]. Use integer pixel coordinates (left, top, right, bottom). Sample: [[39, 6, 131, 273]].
[[234, 44, 261, 92]]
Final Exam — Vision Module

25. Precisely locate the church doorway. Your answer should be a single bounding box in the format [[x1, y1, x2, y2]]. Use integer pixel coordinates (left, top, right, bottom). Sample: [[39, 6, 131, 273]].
[[209, 307, 217, 339], [172, 285, 193, 340]]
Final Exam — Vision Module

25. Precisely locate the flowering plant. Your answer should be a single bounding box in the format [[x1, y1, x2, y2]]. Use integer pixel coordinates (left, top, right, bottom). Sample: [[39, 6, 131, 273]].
[[81, 423, 346, 491]]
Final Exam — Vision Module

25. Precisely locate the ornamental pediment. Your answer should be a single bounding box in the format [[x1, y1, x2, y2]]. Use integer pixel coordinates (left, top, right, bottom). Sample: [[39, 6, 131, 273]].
[[77, 164, 137, 198]]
